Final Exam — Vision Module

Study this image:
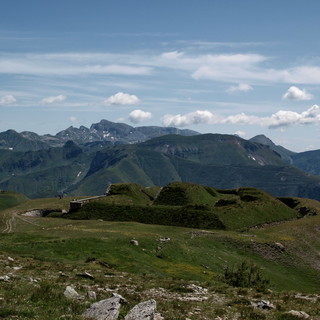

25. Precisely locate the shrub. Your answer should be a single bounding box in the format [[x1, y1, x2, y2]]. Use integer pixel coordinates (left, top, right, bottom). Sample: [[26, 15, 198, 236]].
[[223, 261, 270, 291]]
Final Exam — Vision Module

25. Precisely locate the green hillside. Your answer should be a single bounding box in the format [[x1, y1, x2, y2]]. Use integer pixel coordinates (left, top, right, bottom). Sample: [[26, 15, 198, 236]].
[[0, 190, 28, 211], [2, 133, 320, 201], [153, 182, 217, 206], [68, 182, 299, 231], [1, 191, 320, 319], [69, 134, 320, 201]]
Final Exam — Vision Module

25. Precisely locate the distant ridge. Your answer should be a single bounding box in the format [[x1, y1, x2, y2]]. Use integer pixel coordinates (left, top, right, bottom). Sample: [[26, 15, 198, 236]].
[[0, 119, 199, 152], [1, 123, 320, 200]]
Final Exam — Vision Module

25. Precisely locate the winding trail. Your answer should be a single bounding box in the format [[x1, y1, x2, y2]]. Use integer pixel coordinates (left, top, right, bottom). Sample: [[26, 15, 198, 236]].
[[1, 211, 41, 233], [1, 211, 16, 233]]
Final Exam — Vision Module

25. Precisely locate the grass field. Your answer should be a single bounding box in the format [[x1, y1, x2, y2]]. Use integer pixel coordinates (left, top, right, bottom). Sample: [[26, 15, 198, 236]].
[[1, 187, 320, 319]]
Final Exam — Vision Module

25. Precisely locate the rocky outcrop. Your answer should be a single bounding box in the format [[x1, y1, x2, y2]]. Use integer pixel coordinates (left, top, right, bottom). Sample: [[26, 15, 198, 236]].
[[82, 295, 125, 320], [124, 299, 161, 320]]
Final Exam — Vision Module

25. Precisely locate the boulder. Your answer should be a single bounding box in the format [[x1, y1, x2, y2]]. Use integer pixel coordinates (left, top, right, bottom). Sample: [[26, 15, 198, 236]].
[[112, 293, 127, 304], [64, 286, 80, 300], [285, 310, 310, 319], [125, 299, 161, 320], [82, 295, 123, 320]]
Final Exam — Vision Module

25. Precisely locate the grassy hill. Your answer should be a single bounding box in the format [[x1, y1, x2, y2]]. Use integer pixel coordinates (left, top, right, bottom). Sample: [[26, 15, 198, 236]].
[[68, 182, 299, 231], [1, 190, 320, 319], [0, 190, 28, 211]]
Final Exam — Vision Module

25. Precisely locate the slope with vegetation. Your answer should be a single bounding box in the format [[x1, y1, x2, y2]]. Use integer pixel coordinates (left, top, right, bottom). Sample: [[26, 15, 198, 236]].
[[0, 186, 320, 319], [0, 190, 28, 211], [68, 182, 299, 231], [69, 134, 320, 201], [2, 132, 320, 202]]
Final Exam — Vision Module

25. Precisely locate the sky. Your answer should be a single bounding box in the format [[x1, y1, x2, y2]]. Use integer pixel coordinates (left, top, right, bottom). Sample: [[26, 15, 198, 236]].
[[1, 0, 320, 151]]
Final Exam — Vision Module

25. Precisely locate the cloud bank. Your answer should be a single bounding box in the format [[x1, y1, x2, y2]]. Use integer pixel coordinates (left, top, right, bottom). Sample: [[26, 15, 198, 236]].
[[129, 109, 152, 123], [282, 86, 313, 100], [105, 92, 140, 105], [162, 105, 320, 129], [2, 51, 320, 85]]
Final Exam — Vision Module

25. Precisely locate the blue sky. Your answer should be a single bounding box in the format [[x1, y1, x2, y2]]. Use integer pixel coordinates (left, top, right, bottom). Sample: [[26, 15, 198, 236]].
[[1, 0, 320, 151]]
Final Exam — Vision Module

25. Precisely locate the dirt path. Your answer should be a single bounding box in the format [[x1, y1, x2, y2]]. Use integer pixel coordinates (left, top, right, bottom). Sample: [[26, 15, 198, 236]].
[[1, 211, 41, 233], [1, 211, 16, 233]]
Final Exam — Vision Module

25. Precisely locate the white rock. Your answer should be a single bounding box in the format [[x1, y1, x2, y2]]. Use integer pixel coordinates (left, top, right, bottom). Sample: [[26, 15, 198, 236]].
[[87, 291, 97, 300], [64, 286, 80, 300], [130, 240, 139, 246], [285, 310, 310, 319], [125, 299, 159, 320], [112, 292, 127, 304], [12, 266, 22, 271], [82, 296, 123, 320], [0, 275, 10, 282]]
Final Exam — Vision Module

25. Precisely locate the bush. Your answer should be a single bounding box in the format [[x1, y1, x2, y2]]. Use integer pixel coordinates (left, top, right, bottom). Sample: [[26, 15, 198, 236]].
[[67, 202, 226, 230], [223, 261, 270, 291]]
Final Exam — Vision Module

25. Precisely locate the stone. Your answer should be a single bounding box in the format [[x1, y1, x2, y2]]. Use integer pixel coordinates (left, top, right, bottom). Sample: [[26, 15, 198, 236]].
[[112, 293, 127, 304], [0, 275, 10, 282], [285, 310, 310, 319], [7, 257, 14, 262], [59, 272, 68, 277], [87, 291, 97, 300], [130, 240, 139, 246], [12, 266, 22, 271], [82, 296, 123, 320], [125, 299, 159, 320], [275, 242, 285, 251], [252, 300, 275, 310], [76, 272, 94, 280], [64, 286, 80, 300]]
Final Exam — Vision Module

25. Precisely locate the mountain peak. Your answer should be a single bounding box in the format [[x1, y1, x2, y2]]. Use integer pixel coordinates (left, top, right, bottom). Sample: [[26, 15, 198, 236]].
[[250, 134, 275, 147]]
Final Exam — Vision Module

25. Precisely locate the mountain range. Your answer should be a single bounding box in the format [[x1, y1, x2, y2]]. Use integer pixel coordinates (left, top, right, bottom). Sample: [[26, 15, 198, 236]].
[[1, 119, 320, 200], [0, 119, 198, 152]]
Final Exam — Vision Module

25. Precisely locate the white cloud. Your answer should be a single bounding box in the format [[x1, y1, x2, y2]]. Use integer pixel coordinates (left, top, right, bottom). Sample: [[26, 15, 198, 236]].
[[162, 110, 220, 127], [0, 52, 151, 76], [282, 86, 313, 100], [0, 94, 16, 105], [70, 116, 77, 122], [161, 51, 184, 59], [41, 95, 66, 104], [129, 109, 152, 124], [226, 83, 253, 93], [162, 105, 320, 129], [104, 92, 140, 105]]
